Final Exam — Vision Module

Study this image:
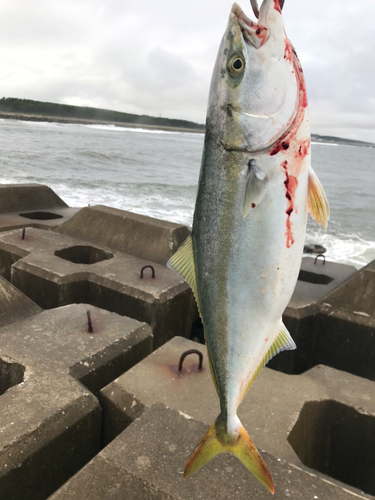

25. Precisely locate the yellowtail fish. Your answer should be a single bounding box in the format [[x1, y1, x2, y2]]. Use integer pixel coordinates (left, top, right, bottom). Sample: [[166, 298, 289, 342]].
[[168, 0, 329, 493]]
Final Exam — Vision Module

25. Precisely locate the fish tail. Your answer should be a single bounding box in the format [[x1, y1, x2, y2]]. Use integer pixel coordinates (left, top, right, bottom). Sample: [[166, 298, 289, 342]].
[[184, 416, 275, 494]]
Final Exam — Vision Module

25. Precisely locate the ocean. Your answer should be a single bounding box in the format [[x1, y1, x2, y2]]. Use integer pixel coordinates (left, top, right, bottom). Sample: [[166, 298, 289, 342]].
[[0, 118, 374, 269]]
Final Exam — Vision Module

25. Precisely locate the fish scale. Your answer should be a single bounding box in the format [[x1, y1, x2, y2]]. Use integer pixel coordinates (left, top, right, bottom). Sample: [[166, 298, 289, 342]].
[[168, 0, 329, 493]]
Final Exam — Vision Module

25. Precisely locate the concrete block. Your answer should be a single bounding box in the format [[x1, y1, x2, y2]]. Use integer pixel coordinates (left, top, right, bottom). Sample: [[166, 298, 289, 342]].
[[268, 257, 360, 376], [0, 275, 41, 328], [289, 257, 356, 317], [99, 337, 375, 497], [295, 259, 375, 381], [56, 205, 191, 265], [321, 259, 375, 319], [49, 404, 373, 500], [0, 304, 152, 500], [0, 184, 78, 232], [312, 305, 375, 381], [0, 227, 197, 348]]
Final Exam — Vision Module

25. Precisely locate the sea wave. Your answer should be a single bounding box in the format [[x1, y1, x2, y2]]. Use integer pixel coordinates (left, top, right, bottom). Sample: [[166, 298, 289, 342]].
[[305, 228, 375, 269], [84, 124, 199, 135], [311, 141, 339, 147]]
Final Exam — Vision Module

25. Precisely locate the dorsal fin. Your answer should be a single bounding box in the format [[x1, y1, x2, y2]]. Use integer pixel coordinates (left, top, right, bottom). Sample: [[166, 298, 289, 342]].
[[239, 322, 296, 402]]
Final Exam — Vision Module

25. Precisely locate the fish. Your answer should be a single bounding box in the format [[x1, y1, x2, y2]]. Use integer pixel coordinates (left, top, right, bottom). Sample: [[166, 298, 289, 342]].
[[167, 0, 329, 493]]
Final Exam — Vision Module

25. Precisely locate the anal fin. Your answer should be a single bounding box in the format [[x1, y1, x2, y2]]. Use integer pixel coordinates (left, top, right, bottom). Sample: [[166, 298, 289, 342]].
[[240, 322, 296, 402]]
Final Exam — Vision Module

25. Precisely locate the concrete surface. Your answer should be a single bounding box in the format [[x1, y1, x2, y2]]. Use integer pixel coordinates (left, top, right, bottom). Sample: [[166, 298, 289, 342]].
[[0, 184, 78, 232], [0, 275, 41, 328], [321, 259, 375, 319], [268, 257, 365, 376], [294, 259, 375, 381], [49, 404, 373, 500], [55, 205, 191, 265], [0, 304, 152, 500], [99, 337, 375, 497], [289, 257, 356, 315], [0, 227, 198, 348]]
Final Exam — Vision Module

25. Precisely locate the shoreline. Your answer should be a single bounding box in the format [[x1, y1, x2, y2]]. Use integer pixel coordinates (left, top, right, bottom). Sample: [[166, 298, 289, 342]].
[[0, 111, 205, 135]]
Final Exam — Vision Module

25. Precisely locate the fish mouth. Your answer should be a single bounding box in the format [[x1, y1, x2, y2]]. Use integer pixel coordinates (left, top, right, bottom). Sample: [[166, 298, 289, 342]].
[[231, 3, 268, 48]]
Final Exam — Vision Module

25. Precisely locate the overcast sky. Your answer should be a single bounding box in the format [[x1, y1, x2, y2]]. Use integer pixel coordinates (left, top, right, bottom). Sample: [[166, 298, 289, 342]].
[[0, 0, 374, 142]]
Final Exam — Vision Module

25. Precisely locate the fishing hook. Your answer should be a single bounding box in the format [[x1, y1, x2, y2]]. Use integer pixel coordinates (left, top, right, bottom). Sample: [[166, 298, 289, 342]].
[[250, 0, 285, 19], [250, 0, 259, 19]]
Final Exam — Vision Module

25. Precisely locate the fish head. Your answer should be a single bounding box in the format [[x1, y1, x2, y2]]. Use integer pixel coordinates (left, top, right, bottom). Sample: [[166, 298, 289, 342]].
[[208, 0, 299, 153]]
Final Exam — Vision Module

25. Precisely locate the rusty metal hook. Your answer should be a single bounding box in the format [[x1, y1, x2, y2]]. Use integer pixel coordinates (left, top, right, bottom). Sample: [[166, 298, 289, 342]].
[[140, 265, 155, 279], [87, 310, 94, 333], [314, 254, 326, 265], [178, 349, 203, 371]]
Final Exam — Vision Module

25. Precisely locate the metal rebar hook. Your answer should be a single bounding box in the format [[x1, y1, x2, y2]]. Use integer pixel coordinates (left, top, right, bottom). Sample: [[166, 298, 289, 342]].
[[140, 265, 155, 279], [314, 254, 326, 265], [178, 349, 203, 371]]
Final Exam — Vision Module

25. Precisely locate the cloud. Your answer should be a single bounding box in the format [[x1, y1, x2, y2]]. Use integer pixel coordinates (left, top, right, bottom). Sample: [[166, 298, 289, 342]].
[[0, 0, 374, 140]]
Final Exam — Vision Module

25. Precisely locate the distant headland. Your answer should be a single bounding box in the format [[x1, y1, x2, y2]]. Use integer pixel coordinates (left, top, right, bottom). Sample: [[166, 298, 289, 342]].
[[0, 97, 205, 134], [0, 97, 374, 148]]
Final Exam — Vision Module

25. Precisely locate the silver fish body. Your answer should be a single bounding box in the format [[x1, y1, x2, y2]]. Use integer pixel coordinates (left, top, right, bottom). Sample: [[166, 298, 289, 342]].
[[168, 0, 329, 492]]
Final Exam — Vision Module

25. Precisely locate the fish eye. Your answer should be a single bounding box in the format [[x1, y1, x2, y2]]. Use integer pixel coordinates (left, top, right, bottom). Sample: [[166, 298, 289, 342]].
[[228, 55, 245, 75]]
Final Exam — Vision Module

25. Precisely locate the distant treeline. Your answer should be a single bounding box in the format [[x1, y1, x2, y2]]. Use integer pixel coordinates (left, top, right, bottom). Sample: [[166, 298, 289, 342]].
[[311, 133, 375, 148], [0, 97, 205, 130]]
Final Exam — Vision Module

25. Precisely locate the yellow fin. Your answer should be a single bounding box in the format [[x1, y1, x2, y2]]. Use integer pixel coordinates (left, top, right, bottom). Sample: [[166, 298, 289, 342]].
[[167, 235, 202, 316], [167, 236, 220, 393], [308, 167, 330, 228], [240, 323, 296, 402], [184, 417, 274, 494]]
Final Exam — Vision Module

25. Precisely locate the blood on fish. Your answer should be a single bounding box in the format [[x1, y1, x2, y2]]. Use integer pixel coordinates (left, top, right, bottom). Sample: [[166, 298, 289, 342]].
[[269, 141, 289, 156], [284, 39, 293, 62], [251, 203, 256, 209], [297, 139, 310, 157], [282, 162, 298, 248], [285, 217, 294, 248]]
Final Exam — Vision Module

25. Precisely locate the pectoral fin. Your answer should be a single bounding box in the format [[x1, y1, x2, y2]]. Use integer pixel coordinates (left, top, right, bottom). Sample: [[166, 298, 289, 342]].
[[308, 167, 330, 228], [243, 159, 268, 217]]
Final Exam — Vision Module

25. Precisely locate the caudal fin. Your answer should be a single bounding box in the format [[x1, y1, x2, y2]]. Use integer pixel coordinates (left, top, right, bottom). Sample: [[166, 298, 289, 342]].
[[184, 417, 275, 494]]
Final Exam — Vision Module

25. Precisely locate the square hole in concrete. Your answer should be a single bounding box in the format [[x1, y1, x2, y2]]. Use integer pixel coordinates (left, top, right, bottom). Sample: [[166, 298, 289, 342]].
[[55, 246, 113, 265], [298, 270, 333, 285], [0, 358, 25, 395], [288, 400, 375, 496], [19, 211, 63, 220]]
